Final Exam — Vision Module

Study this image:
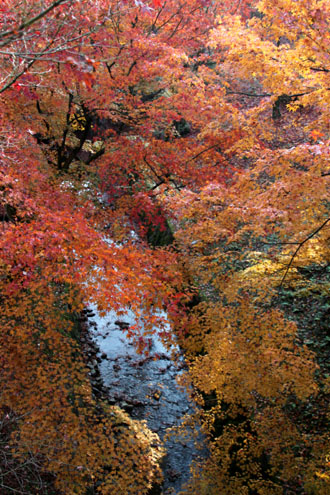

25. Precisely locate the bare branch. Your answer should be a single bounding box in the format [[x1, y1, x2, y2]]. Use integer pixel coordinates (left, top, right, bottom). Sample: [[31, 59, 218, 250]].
[[280, 217, 330, 286], [0, 0, 71, 46], [185, 144, 219, 164]]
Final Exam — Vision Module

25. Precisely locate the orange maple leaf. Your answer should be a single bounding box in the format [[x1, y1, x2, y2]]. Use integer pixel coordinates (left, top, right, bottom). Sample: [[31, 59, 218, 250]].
[[310, 130, 324, 142]]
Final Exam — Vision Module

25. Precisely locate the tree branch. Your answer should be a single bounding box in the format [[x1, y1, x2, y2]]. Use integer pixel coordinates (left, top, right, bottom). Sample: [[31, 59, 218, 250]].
[[185, 144, 219, 164], [280, 217, 330, 286], [0, 0, 71, 45], [226, 90, 271, 97]]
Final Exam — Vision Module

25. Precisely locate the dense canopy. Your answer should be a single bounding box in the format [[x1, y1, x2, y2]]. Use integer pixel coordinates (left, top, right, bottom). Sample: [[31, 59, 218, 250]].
[[0, 1, 329, 494]]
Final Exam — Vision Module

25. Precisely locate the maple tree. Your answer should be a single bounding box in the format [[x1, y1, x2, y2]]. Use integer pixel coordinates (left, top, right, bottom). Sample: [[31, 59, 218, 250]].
[[0, 0, 329, 494], [0, 0, 221, 492], [163, 1, 330, 493]]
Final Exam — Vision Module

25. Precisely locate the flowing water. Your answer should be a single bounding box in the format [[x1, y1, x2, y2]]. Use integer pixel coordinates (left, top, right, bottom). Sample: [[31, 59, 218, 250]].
[[88, 305, 205, 494]]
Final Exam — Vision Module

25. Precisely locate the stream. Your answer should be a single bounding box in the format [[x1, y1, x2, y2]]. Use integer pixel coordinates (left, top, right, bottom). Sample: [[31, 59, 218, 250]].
[[87, 304, 205, 494]]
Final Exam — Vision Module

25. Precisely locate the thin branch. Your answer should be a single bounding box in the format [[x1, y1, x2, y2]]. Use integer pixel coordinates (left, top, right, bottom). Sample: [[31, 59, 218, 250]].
[[0, 0, 71, 45], [167, 17, 183, 41], [143, 155, 163, 182], [0, 59, 34, 94], [106, 61, 116, 79], [157, 5, 184, 31], [185, 144, 219, 164], [226, 90, 271, 97], [144, 155, 182, 191], [0, 16, 81, 93], [226, 89, 315, 99], [280, 217, 330, 286], [148, 1, 166, 36], [127, 60, 137, 76], [310, 66, 330, 72], [3, 29, 99, 57]]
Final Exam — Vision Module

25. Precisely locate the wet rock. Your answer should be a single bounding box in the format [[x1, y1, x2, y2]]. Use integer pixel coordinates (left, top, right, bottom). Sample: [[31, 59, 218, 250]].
[[167, 468, 180, 481], [147, 483, 162, 495], [121, 401, 134, 412], [83, 309, 96, 317], [114, 320, 130, 330], [132, 400, 145, 407]]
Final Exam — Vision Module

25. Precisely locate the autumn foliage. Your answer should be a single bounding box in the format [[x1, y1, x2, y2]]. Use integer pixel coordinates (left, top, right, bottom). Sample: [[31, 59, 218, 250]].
[[0, 0, 329, 494]]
